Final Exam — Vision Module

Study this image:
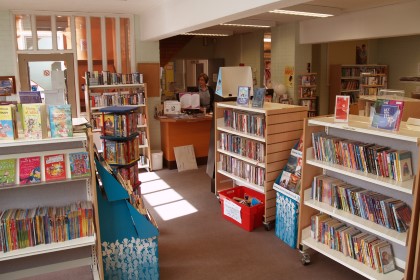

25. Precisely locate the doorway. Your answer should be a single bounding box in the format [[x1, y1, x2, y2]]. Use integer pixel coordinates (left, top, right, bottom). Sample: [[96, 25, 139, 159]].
[[18, 53, 77, 116]]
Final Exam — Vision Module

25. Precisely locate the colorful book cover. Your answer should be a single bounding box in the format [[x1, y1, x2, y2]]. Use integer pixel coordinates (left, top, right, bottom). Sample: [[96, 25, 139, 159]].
[[371, 99, 403, 131], [236, 86, 250, 106], [22, 103, 47, 139], [334, 95, 350, 122], [44, 154, 67, 181], [19, 156, 41, 184], [0, 158, 16, 187], [252, 88, 265, 108], [397, 150, 413, 181], [103, 114, 115, 136], [48, 105, 73, 138], [69, 152, 91, 178], [105, 140, 117, 164], [0, 104, 17, 140]]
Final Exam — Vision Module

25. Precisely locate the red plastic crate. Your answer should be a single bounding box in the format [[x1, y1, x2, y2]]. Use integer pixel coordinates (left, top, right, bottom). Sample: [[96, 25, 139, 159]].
[[218, 186, 265, 231]]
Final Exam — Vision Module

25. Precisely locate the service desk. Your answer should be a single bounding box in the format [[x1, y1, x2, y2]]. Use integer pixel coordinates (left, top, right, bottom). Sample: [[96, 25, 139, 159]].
[[157, 115, 212, 169]]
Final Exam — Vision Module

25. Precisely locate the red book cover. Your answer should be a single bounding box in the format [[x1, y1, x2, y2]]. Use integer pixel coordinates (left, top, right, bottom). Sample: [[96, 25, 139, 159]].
[[19, 156, 41, 184], [44, 154, 67, 181], [334, 95, 350, 122]]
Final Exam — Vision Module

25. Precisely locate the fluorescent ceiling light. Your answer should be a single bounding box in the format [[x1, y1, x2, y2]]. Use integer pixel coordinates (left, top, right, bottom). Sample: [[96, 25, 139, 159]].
[[220, 23, 270, 28], [181, 30, 232, 37], [269, 9, 333, 18]]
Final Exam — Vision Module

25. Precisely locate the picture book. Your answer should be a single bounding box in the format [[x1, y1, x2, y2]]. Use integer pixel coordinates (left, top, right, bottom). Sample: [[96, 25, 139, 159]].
[[19, 156, 41, 184], [378, 243, 396, 274], [0, 104, 18, 140], [397, 150, 413, 181], [278, 171, 292, 189], [252, 88, 265, 108], [103, 114, 115, 136], [44, 154, 67, 181], [0, 158, 16, 187], [334, 95, 350, 122], [105, 140, 117, 164], [69, 152, 91, 178], [284, 149, 302, 176], [371, 99, 403, 131], [21, 103, 48, 139], [18, 91, 42, 104], [236, 86, 250, 106], [48, 105, 73, 138]]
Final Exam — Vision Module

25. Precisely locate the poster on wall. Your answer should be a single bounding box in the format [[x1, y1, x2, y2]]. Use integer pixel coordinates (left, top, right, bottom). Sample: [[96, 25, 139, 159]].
[[356, 44, 367, 64], [284, 66, 294, 88]]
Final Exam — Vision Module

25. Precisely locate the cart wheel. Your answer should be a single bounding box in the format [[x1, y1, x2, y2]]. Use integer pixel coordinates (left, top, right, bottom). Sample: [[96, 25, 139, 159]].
[[263, 221, 274, 231], [301, 253, 311, 265]]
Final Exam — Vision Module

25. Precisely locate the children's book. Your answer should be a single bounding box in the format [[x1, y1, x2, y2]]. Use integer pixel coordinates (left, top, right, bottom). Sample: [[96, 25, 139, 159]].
[[397, 150, 413, 181], [252, 88, 265, 108], [48, 105, 73, 138], [105, 140, 117, 164], [69, 152, 91, 178], [334, 95, 350, 122], [0, 158, 16, 187], [44, 154, 67, 181], [0, 104, 18, 140], [103, 113, 115, 136], [237, 86, 251, 106], [371, 99, 403, 131], [21, 103, 48, 139], [19, 156, 41, 184]]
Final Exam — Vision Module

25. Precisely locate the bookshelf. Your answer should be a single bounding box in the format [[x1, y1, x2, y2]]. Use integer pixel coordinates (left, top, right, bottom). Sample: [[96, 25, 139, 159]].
[[84, 75, 152, 171], [329, 65, 388, 114], [298, 73, 318, 117], [214, 101, 308, 229], [0, 130, 103, 279], [298, 115, 420, 280]]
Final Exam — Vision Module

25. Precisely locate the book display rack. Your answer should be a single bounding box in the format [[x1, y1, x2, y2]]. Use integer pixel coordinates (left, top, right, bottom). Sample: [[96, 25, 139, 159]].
[[329, 65, 388, 113], [298, 73, 318, 117], [0, 128, 103, 279], [84, 72, 152, 171], [214, 101, 307, 229], [298, 115, 420, 280]]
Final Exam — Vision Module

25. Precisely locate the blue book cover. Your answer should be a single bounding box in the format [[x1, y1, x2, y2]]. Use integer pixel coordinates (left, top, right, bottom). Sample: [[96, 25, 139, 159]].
[[275, 190, 299, 248], [252, 88, 265, 108], [48, 104, 73, 137], [371, 102, 400, 130], [236, 86, 250, 106]]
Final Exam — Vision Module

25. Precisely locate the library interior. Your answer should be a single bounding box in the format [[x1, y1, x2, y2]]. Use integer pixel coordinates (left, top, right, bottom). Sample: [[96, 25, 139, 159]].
[[1, 0, 420, 279]]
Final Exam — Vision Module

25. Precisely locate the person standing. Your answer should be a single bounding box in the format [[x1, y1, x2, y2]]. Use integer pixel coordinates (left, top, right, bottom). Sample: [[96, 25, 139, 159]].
[[197, 73, 215, 113]]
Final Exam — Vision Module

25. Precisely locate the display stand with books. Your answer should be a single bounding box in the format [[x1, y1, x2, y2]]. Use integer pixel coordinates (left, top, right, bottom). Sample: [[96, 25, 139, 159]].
[[297, 115, 420, 280], [329, 65, 388, 113], [298, 73, 318, 117], [94, 148, 159, 279], [84, 72, 152, 171], [0, 127, 103, 279], [214, 101, 308, 229]]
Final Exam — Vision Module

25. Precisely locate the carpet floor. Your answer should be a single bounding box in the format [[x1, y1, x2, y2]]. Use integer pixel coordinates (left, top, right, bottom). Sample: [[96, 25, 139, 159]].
[[139, 166, 368, 280]]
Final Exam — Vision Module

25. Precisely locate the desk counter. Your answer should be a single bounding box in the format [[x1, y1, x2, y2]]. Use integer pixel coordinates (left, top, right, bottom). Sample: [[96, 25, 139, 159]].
[[157, 115, 212, 169]]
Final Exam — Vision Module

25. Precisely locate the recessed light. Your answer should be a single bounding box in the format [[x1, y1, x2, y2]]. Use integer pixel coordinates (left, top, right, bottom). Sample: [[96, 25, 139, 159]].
[[220, 23, 270, 28], [269, 9, 333, 18]]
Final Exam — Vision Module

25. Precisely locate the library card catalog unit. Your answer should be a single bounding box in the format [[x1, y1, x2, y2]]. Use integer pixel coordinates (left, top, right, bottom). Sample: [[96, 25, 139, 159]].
[[298, 115, 420, 280], [84, 74, 152, 171], [214, 101, 308, 229], [0, 130, 103, 279]]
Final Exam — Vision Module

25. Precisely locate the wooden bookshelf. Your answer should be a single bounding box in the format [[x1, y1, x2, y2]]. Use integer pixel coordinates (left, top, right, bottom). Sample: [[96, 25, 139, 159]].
[[329, 65, 388, 114], [298, 115, 420, 280], [214, 101, 308, 229], [298, 73, 318, 117]]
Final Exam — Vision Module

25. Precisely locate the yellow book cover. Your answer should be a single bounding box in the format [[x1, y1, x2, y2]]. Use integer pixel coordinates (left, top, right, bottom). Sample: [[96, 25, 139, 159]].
[[22, 104, 47, 139]]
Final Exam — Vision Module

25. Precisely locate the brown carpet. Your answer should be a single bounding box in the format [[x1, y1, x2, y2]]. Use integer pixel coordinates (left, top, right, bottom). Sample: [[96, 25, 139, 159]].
[[139, 166, 368, 280]]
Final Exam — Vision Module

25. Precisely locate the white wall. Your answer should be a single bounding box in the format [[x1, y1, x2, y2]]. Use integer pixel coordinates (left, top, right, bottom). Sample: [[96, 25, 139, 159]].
[[0, 11, 15, 76]]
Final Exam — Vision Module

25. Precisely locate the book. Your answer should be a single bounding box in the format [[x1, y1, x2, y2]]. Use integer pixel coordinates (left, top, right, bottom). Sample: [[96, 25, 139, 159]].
[[236, 86, 251, 106], [21, 103, 48, 139], [19, 156, 41, 184], [44, 154, 67, 181], [48, 105, 73, 138], [378, 243, 396, 274], [179, 92, 200, 109], [278, 171, 292, 189], [252, 88, 265, 108], [103, 114, 115, 136], [0, 159, 16, 187], [69, 152, 91, 178], [334, 95, 350, 122], [371, 99, 403, 131], [18, 91, 42, 104], [396, 150, 413, 181], [0, 104, 18, 140]]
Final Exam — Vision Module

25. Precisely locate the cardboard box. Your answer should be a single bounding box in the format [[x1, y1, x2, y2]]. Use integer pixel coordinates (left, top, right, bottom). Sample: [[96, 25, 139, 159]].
[[164, 101, 181, 115]]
